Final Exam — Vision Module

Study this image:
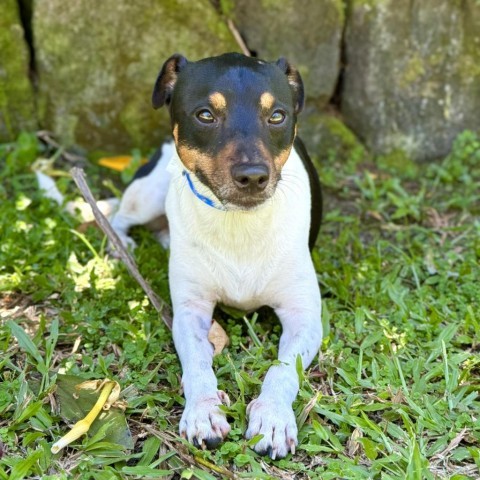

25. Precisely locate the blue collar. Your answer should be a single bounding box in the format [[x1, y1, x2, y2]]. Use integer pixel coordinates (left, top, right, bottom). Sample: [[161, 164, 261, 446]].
[[183, 170, 226, 211]]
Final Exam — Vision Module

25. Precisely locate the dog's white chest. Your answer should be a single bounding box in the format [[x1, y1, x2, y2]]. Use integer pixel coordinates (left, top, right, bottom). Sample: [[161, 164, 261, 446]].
[[166, 148, 311, 310], [193, 227, 283, 309]]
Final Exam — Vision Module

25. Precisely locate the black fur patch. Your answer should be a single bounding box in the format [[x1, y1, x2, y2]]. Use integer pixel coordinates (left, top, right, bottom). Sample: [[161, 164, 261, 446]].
[[132, 147, 163, 182]]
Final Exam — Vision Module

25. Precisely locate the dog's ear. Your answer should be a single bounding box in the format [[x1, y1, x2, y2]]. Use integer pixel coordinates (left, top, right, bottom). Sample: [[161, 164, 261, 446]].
[[152, 54, 188, 109], [275, 58, 304, 115]]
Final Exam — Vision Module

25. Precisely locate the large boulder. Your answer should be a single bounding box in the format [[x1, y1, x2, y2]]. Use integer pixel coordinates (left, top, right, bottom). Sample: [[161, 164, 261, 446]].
[[342, 0, 480, 161], [299, 112, 367, 167], [33, 0, 238, 153], [0, 0, 37, 141], [232, 0, 344, 106]]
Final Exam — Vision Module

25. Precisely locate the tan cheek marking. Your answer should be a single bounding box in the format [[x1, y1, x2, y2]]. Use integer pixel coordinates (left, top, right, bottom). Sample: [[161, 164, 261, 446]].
[[173, 124, 179, 143], [274, 146, 292, 170], [260, 92, 275, 111], [209, 92, 227, 111], [177, 145, 217, 174]]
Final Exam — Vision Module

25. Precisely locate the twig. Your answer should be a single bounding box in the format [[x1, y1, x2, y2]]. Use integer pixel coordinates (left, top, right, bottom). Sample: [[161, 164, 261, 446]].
[[138, 423, 237, 479], [37, 130, 85, 163], [227, 19, 251, 57], [70, 167, 173, 329], [431, 427, 468, 462]]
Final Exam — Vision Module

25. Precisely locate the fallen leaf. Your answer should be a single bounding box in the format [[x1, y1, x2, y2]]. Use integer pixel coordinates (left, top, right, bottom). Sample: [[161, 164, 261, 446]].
[[98, 156, 147, 171], [52, 379, 116, 453], [208, 320, 229, 356], [75, 379, 125, 410], [53, 374, 133, 453], [346, 428, 363, 457]]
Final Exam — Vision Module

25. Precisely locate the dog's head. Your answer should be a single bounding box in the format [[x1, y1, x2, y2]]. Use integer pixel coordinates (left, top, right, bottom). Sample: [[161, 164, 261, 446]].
[[152, 53, 304, 210]]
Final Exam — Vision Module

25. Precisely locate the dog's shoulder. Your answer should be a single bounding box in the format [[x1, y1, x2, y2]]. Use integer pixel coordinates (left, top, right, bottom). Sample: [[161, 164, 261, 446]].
[[132, 141, 175, 182]]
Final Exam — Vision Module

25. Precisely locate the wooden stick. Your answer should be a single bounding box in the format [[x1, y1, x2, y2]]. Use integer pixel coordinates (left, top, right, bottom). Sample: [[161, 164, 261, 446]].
[[70, 167, 173, 329], [227, 19, 251, 57]]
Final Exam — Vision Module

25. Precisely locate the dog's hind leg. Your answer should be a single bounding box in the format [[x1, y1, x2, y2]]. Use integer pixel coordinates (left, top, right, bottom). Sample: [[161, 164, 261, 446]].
[[109, 143, 173, 252]]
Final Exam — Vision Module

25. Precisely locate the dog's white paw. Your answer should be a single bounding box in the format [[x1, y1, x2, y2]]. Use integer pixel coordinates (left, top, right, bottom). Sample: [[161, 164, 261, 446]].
[[180, 391, 231, 449], [154, 228, 170, 249], [108, 234, 137, 257], [246, 397, 298, 459]]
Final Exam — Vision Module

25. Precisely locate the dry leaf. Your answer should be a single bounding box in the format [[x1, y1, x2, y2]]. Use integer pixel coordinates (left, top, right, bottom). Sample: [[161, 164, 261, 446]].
[[54, 374, 133, 451], [52, 380, 117, 453], [208, 320, 229, 356], [76, 379, 123, 409], [346, 427, 363, 457]]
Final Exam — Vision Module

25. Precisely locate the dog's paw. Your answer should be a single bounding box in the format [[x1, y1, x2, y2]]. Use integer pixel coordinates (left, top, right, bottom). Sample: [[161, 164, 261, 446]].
[[154, 228, 170, 249], [246, 397, 298, 459], [180, 391, 231, 449], [108, 234, 137, 258]]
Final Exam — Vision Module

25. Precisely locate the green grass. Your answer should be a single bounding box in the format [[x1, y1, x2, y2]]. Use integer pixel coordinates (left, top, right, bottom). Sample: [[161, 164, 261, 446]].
[[1, 130, 479, 479]]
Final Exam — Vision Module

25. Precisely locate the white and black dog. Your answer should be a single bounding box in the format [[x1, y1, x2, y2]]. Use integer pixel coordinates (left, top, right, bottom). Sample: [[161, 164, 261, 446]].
[[110, 53, 323, 459]]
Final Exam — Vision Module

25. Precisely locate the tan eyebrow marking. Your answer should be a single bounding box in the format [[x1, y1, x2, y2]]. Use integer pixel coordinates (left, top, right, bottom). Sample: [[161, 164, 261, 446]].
[[259, 92, 275, 110], [209, 92, 227, 110]]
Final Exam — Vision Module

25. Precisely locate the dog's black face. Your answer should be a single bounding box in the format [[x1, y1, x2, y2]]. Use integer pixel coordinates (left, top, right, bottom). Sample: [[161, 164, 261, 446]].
[[152, 53, 304, 209]]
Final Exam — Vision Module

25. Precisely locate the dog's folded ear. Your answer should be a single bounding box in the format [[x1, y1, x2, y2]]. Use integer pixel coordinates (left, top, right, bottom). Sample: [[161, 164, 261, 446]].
[[152, 54, 188, 109], [275, 58, 305, 115]]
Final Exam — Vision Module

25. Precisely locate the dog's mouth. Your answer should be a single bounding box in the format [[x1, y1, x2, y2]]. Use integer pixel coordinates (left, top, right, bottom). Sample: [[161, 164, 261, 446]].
[[191, 168, 277, 211], [222, 191, 274, 210]]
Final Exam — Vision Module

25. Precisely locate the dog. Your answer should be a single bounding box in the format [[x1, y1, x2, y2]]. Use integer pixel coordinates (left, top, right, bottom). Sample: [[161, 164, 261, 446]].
[[110, 53, 323, 459]]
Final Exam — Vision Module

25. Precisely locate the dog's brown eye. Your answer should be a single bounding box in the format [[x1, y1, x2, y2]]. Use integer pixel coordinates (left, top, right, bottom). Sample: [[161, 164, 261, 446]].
[[196, 109, 215, 123], [269, 110, 286, 125]]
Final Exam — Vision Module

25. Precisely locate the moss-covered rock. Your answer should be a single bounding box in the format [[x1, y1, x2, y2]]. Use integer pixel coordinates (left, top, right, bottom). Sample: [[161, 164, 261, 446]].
[[0, 0, 37, 141], [343, 0, 480, 161], [34, 0, 238, 153], [299, 111, 367, 169], [232, 0, 344, 105]]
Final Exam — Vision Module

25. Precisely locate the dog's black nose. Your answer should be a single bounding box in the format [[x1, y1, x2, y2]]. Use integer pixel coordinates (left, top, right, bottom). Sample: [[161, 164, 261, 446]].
[[232, 164, 269, 191]]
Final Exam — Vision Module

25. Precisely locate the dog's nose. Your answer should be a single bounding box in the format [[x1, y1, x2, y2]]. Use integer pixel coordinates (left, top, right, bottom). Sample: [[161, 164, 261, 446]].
[[232, 164, 269, 191]]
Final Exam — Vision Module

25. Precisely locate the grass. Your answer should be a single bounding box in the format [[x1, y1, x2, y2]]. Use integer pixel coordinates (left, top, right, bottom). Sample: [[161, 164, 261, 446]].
[[0, 129, 479, 479]]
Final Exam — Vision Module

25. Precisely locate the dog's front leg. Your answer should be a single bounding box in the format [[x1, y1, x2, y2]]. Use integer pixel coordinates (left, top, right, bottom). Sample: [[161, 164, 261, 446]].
[[246, 302, 322, 459], [172, 303, 231, 449]]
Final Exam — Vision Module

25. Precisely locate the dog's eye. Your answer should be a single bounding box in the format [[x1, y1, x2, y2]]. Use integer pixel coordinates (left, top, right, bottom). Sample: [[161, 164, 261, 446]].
[[268, 110, 286, 125], [196, 109, 215, 124]]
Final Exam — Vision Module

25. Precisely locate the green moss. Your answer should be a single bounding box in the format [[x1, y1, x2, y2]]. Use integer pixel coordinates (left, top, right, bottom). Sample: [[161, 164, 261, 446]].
[[458, 55, 480, 78], [376, 149, 419, 178], [399, 54, 426, 89], [299, 112, 367, 171], [0, 0, 36, 141], [34, 0, 238, 152], [322, 115, 362, 149], [349, 0, 385, 8]]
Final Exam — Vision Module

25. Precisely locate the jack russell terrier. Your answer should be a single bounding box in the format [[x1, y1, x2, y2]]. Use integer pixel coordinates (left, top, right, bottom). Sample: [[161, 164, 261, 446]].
[[110, 53, 323, 459]]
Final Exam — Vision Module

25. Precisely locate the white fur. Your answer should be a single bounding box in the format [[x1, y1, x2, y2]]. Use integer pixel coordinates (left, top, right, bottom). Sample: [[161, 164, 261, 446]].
[[111, 143, 322, 458], [109, 142, 173, 251]]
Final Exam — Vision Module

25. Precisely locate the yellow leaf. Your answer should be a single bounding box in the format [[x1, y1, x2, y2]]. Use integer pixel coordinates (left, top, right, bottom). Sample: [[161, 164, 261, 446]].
[[98, 156, 147, 171]]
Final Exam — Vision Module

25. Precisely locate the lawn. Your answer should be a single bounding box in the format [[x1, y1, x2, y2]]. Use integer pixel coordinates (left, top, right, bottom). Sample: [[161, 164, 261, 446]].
[[0, 130, 479, 479]]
